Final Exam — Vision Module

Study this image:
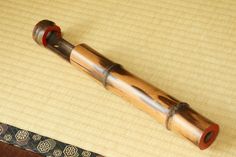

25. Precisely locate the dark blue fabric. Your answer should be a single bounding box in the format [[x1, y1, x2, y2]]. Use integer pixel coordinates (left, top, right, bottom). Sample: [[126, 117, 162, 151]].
[[0, 123, 103, 157]]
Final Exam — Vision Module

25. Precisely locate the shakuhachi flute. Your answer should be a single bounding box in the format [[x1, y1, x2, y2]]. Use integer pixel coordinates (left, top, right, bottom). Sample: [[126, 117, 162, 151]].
[[33, 20, 219, 150]]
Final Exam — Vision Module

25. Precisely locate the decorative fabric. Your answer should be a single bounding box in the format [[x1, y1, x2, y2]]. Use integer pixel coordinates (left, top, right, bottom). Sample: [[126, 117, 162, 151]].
[[0, 123, 103, 157]]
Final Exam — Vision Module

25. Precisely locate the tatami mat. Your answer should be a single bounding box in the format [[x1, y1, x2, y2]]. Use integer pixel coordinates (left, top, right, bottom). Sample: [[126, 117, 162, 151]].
[[0, 0, 235, 156]]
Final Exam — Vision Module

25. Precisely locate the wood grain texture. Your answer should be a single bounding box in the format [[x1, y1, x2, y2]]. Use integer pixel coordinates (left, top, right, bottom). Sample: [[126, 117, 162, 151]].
[[0, 142, 42, 157], [70, 44, 219, 149], [0, 0, 235, 156]]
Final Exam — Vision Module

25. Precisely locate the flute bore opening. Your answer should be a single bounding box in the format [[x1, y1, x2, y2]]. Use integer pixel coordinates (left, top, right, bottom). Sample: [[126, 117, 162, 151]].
[[204, 131, 213, 143], [199, 124, 219, 150]]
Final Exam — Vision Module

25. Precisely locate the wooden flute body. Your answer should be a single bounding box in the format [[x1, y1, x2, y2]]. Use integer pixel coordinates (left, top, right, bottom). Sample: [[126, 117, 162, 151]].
[[70, 44, 219, 150], [33, 20, 219, 150]]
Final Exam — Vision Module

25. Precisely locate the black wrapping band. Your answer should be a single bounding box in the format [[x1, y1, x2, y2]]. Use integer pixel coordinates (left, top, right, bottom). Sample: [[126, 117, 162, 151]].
[[102, 63, 121, 87], [165, 102, 189, 130]]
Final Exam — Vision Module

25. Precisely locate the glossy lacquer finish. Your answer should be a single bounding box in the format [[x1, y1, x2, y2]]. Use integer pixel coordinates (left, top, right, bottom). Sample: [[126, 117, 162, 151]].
[[70, 44, 219, 150], [0, 142, 43, 157], [33, 20, 219, 150]]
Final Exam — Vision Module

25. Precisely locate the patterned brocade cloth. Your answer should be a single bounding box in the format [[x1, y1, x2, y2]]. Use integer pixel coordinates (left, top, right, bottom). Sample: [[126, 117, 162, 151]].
[[0, 123, 103, 157]]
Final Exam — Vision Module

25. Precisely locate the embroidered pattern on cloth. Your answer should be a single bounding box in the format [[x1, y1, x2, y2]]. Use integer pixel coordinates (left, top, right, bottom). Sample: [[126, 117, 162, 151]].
[[0, 123, 103, 157]]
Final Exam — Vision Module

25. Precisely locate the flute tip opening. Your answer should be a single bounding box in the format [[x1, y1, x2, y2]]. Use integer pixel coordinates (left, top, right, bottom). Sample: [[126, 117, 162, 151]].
[[199, 124, 219, 150]]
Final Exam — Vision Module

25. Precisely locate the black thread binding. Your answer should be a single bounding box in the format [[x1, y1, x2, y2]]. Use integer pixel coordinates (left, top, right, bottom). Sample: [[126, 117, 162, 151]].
[[165, 102, 189, 130], [102, 63, 121, 87]]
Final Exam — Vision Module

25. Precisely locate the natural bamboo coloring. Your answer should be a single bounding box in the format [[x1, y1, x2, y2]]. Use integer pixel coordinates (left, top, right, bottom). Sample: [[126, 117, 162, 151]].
[[33, 20, 219, 150]]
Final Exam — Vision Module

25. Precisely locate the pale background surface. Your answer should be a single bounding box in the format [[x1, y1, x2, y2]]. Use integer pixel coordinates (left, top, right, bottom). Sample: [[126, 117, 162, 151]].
[[0, 0, 235, 156]]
